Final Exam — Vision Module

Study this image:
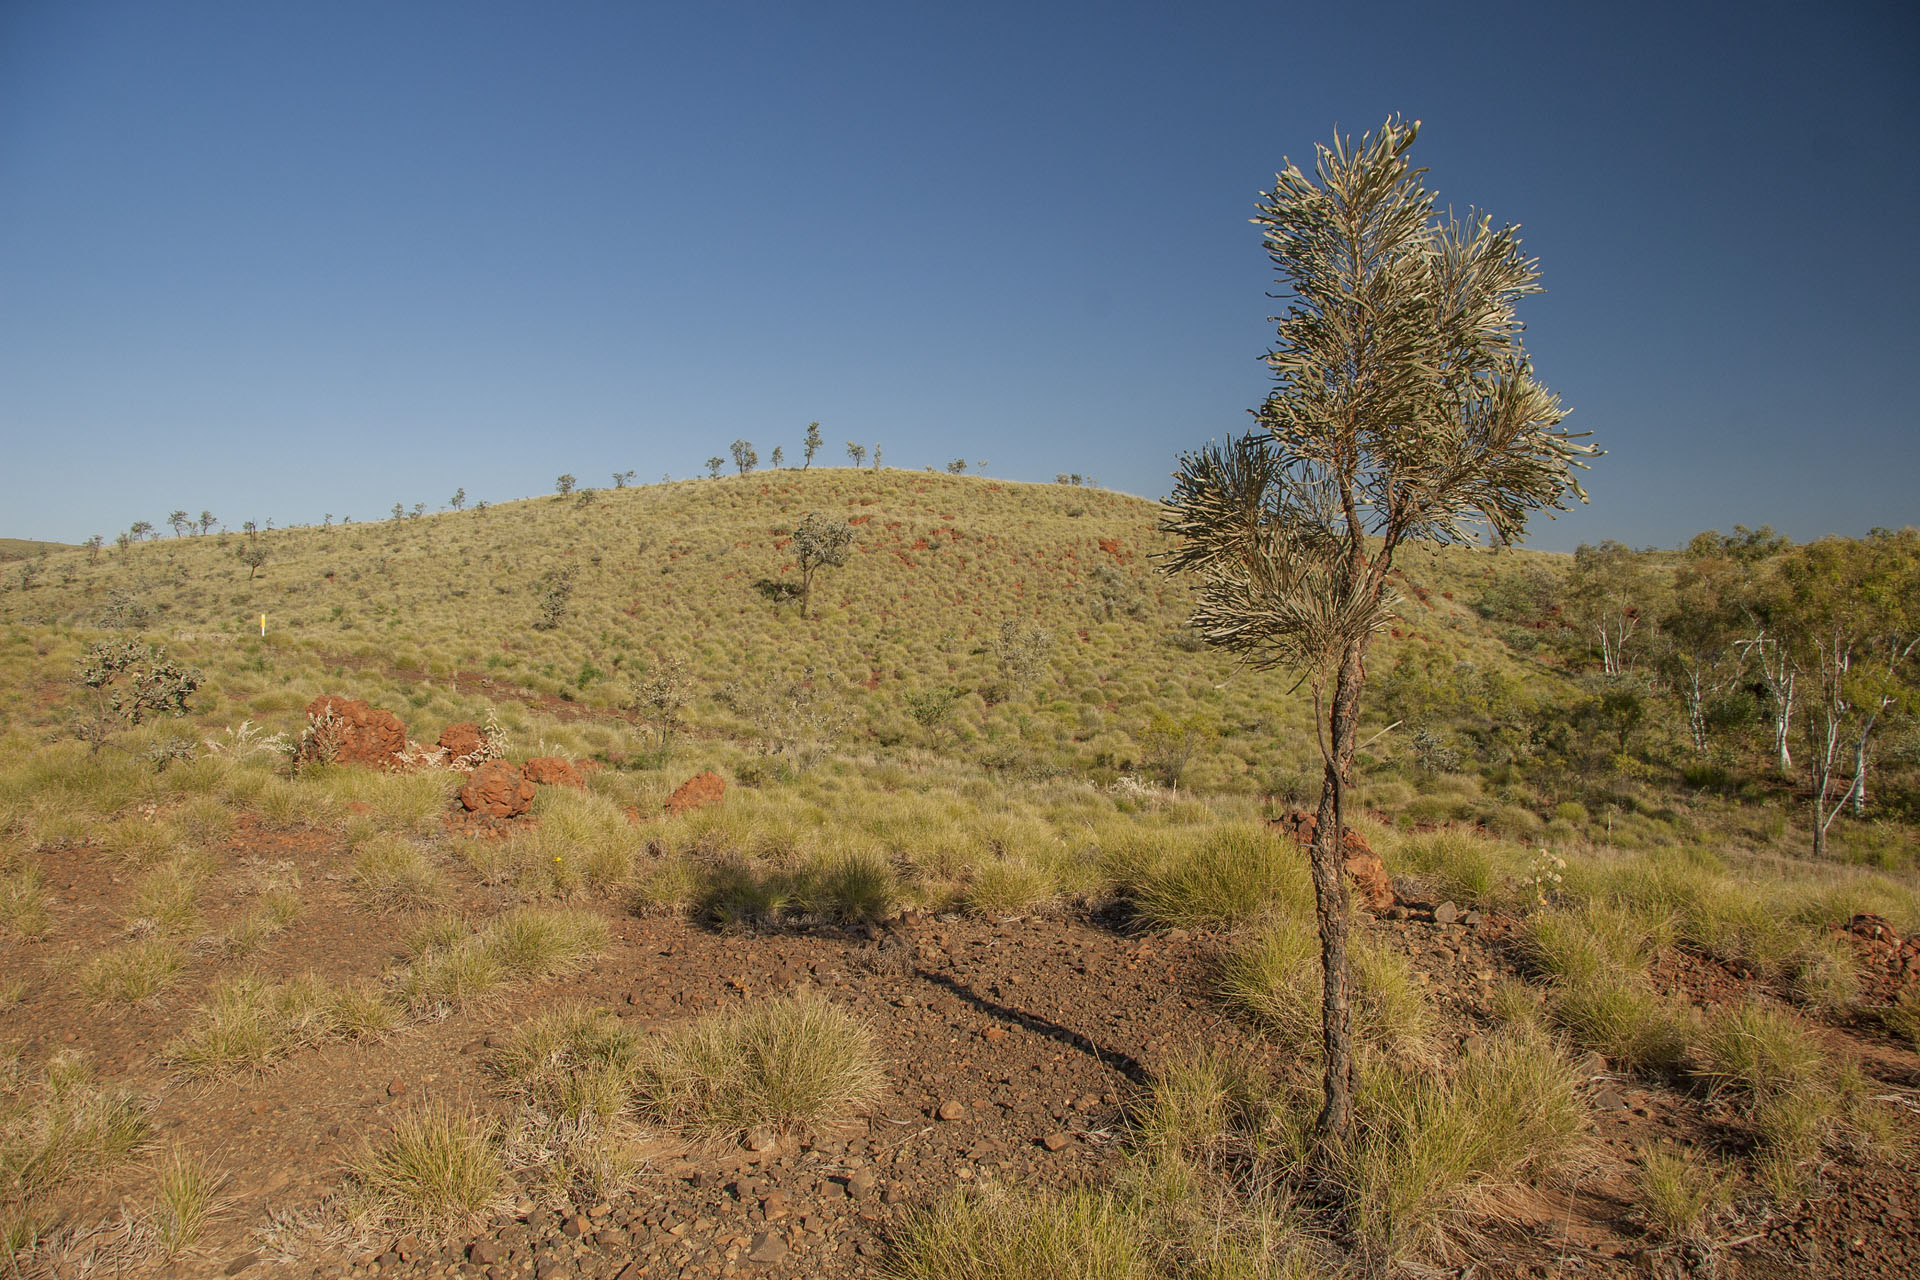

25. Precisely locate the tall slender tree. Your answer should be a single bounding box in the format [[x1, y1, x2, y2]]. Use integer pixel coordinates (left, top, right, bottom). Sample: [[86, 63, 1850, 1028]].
[[802, 422, 824, 469], [1160, 118, 1597, 1166]]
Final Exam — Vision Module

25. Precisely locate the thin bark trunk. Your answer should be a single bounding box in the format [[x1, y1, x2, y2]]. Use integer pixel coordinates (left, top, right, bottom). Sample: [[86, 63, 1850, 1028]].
[[1773, 669, 1794, 774], [1311, 637, 1366, 1156], [1683, 668, 1707, 753], [1850, 711, 1878, 817]]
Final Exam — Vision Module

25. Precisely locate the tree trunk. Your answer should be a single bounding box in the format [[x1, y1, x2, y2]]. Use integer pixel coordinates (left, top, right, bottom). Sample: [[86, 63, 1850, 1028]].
[[1684, 668, 1707, 753], [1310, 638, 1365, 1159], [1773, 670, 1794, 774], [1851, 735, 1868, 817]]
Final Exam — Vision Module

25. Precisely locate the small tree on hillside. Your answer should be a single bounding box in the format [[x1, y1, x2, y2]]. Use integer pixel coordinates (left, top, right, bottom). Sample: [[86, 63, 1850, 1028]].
[[613, 470, 636, 489], [533, 565, 576, 631], [705, 456, 726, 479], [730, 440, 758, 475], [632, 656, 691, 758], [802, 422, 824, 469], [129, 520, 154, 542], [769, 445, 784, 469], [168, 510, 191, 538], [790, 513, 853, 620], [237, 543, 268, 581], [845, 442, 866, 468], [945, 458, 967, 475], [871, 445, 882, 470], [198, 510, 216, 535], [451, 488, 467, 510], [1159, 118, 1597, 1166], [556, 474, 577, 496]]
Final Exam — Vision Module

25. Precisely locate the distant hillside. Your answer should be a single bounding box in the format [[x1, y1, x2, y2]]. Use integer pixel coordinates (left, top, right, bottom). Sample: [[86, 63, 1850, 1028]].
[[0, 469, 1572, 794], [0, 537, 71, 563]]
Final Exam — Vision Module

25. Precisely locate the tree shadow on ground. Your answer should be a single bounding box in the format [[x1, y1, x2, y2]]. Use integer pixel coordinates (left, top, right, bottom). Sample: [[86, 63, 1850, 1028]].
[[913, 967, 1148, 1084]]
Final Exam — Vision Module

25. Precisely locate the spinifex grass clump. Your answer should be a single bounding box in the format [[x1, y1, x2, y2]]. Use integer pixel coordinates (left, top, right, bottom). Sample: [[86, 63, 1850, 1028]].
[[0, 854, 50, 939], [165, 973, 399, 1078], [1339, 1027, 1587, 1264], [633, 992, 884, 1136], [491, 1007, 656, 1197], [491, 1005, 642, 1123], [1516, 900, 1694, 1073], [141, 1144, 227, 1260], [1, 1050, 151, 1231], [1220, 927, 1431, 1063], [349, 834, 447, 912], [79, 937, 188, 1004], [892, 1185, 1158, 1280], [401, 907, 608, 1013], [348, 1103, 505, 1233], [1632, 1145, 1727, 1245], [1129, 826, 1310, 931]]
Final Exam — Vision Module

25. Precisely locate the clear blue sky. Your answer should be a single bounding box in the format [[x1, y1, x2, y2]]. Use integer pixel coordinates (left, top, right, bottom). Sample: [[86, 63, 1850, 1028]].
[[3, 1, 1914, 550]]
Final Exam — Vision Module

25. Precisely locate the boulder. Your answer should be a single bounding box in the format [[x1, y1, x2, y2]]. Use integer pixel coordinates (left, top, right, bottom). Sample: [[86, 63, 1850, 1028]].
[[438, 721, 485, 766], [302, 696, 407, 769], [1269, 808, 1396, 913], [523, 756, 585, 789], [459, 760, 535, 818], [664, 770, 725, 816]]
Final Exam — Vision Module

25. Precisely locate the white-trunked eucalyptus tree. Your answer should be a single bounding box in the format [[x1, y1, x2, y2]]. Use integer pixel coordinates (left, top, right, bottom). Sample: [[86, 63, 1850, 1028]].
[[1159, 118, 1599, 1173]]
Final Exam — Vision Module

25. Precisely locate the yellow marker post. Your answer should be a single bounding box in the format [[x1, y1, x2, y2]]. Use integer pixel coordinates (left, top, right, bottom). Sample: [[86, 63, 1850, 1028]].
[[259, 614, 267, 637]]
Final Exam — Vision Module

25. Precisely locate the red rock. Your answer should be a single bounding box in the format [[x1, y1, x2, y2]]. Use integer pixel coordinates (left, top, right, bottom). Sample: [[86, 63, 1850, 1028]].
[[523, 756, 585, 789], [301, 696, 407, 769], [664, 770, 725, 816], [459, 760, 535, 818], [438, 721, 484, 765], [1269, 808, 1396, 913]]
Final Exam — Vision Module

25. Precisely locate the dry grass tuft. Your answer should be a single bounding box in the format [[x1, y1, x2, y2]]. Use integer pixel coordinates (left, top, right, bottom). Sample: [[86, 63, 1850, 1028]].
[[141, 1144, 227, 1260], [350, 835, 447, 912], [79, 937, 188, 1004], [347, 1103, 505, 1232], [634, 992, 884, 1136], [1633, 1145, 1725, 1244]]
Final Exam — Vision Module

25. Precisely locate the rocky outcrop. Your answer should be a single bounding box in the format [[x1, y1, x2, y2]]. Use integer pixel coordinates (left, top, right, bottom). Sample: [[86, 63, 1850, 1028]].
[[301, 696, 407, 769], [1269, 808, 1396, 913], [459, 760, 535, 818], [438, 722, 485, 766], [523, 756, 585, 789], [664, 770, 725, 816]]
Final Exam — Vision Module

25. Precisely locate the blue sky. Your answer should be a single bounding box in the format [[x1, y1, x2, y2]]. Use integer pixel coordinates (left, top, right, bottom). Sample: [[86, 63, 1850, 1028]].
[[2, 1, 1914, 550]]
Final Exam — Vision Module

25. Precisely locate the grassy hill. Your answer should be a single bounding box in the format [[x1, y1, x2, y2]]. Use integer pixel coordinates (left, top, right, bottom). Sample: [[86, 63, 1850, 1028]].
[[0, 538, 71, 565], [1, 468, 1572, 800]]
